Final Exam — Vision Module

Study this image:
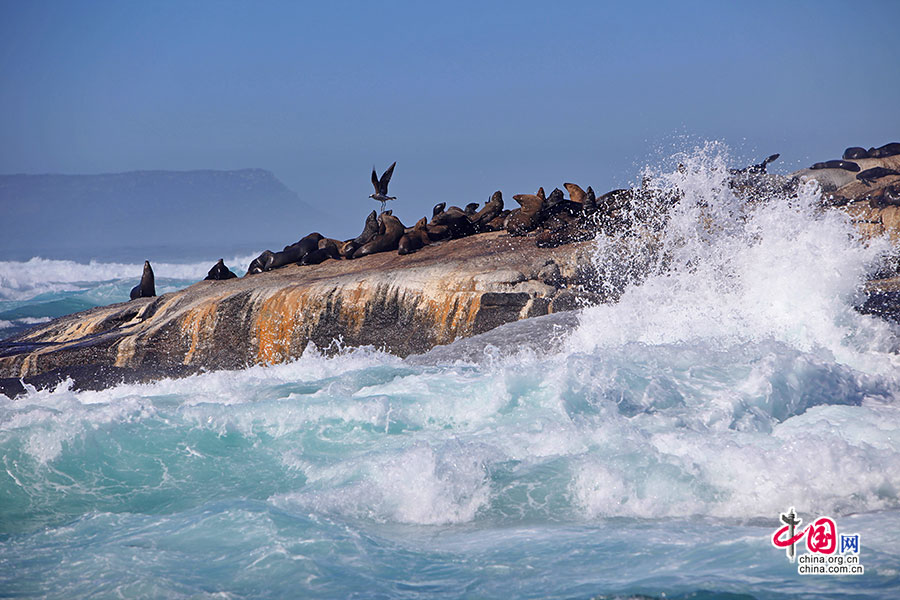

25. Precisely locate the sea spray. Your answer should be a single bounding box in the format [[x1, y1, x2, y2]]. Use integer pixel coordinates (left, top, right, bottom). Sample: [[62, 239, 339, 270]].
[[569, 141, 897, 364]]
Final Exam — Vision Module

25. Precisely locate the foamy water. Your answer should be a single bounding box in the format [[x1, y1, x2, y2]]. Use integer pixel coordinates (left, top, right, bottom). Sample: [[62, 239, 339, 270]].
[[2, 145, 899, 599]]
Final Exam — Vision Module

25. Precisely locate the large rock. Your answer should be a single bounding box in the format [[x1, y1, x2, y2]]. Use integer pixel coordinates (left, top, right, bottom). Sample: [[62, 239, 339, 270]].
[[0, 232, 598, 394]]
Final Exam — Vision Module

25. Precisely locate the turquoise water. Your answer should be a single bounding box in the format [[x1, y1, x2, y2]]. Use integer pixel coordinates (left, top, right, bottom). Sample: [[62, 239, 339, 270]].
[[2, 145, 900, 598]]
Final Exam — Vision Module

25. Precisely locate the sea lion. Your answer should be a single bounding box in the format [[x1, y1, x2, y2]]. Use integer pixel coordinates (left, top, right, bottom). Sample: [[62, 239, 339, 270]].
[[130, 261, 156, 299], [583, 186, 597, 212], [843, 147, 869, 160], [866, 184, 900, 208], [300, 238, 341, 265], [398, 217, 431, 255], [545, 188, 565, 206], [431, 205, 475, 238], [353, 213, 406, 258], [810, 160, 860, 172], [732, 153, 780, 174], [506, 187, 546, 236], [484, 209, 510, 231], [868, 143, 900, 159], [426, 203, 451, 240], [564, 183, 586, 204], [267, 232, 324, 270], [247, 250, 274, 275], [857, 167, 900, 185], [470, 191, 504, 232], [204, 258, 237, 281], [426, 223, 451, 241], [369, 161, 397, 212], [464, 202, 479, 216], [342, 211, 380, 259]]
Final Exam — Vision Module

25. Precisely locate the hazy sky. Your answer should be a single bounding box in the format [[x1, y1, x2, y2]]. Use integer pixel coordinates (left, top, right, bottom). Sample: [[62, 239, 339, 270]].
[[2, 0, 899, 240]]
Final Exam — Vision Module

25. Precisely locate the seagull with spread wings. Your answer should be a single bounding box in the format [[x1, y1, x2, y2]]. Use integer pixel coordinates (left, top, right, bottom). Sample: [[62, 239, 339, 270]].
[[369, 161, 397, 212]]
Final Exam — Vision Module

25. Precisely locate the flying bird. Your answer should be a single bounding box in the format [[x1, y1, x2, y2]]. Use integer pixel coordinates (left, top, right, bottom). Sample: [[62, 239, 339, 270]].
[[369, 161, 397, 212]]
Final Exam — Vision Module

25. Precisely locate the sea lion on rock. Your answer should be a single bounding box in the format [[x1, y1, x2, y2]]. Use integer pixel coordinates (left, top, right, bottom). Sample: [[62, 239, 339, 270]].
[[857, 167, 900, 185], [431, 205, 475, 238], [746, 153, 780, 174], [432, 202, 446, 218], [301, 238, 341, 265], [354, 213, 406, 258], [583, 187, 597, 212], [130, 261, 156, 299], [843, 147, 870, 160], [564, 183, 586, 204], [868, 143, 900, 159], [731, 153, 780, 175], [464, 202, 480, 216], [546, 188, 565, 206], [204, 258, 237, 281], [247, 250, 274, 275], [866, 184, 900, 208], [485, 210, 510, 232], [507, 187, 546, 236], [267, 232, 323, 270], [810, 160, 860, 172], [398, 217, 431, 255], [470, 191, 504, 232], [342, 210, 380, 258]]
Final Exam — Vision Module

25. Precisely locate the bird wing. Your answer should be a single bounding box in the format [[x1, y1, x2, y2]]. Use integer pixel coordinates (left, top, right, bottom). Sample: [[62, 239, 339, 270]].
[[371, 167, 380, 193], [379, 161, 397, 194]]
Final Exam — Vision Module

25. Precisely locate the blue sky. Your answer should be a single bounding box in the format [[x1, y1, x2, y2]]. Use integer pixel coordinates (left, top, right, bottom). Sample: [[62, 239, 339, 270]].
[[1, 0, 899, 240]]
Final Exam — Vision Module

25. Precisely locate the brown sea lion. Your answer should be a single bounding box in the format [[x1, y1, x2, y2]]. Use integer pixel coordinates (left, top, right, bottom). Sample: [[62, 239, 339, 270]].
[[546, 188, 565, 206], [464, 202, 479, 216], [811, 160, 860, 172], [732, 153, 780, 174], [484, 209, 510, 232], [857, 167, 900, 185], [432, 205, 475, 238], [868, 143, 900, 159], [354, 213, 406, 258], [564, 183, 586, 204], [342, 210, 380, 258], [843, 147, 870, 160], [470, 191, 504, 232], [247, 250, 274, 275], [301, 238, 341, 265], [130, 260, 156, 299], [204, 258, 237, 281], [398, 217, 431, 255], [268, 232, 323, 270], [583, 186, 597, 212], [506, 187, 546, 236]]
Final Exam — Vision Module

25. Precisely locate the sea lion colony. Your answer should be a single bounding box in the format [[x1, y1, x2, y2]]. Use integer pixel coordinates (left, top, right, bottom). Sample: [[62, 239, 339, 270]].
[[131, 142, 900, 295]]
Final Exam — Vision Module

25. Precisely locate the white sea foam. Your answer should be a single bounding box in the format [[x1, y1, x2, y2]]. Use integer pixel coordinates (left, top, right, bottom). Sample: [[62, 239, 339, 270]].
[[0, 254, 258, 301], [567, 141, 897, 371]]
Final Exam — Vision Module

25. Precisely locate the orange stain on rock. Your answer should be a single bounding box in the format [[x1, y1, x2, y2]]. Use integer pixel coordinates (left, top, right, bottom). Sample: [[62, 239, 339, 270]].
[[181, 302, 219, 365], [253, 288, 315, 364]]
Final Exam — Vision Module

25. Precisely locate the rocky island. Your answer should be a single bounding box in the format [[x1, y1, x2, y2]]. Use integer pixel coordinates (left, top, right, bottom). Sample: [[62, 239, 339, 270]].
[[2, 144, 900, 396]]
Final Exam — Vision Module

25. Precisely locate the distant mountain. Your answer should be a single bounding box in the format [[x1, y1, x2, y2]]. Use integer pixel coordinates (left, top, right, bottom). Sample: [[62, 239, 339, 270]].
[[0, 169, 324, 261]]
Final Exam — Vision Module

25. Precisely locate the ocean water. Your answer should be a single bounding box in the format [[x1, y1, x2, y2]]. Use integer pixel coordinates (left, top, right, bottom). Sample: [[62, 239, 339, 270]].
[[2, 144, 900, 599]]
